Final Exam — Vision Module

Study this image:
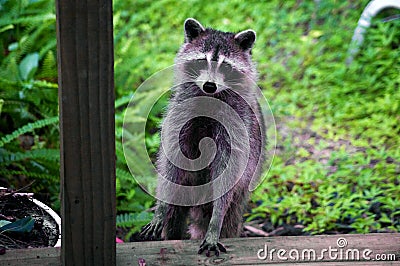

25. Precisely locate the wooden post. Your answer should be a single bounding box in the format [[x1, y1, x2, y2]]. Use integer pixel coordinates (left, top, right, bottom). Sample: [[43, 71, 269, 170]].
[[56, 0, 115, 265]]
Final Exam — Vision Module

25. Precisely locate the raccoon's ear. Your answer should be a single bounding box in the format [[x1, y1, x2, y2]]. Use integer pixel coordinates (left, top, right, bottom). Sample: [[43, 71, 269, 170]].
[[184, 18, 205, 43], [234, 30, 256, 51]]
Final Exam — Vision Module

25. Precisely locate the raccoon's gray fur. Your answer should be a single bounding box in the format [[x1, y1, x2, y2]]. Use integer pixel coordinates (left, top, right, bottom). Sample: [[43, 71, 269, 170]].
[[141, 18, 265, 256]]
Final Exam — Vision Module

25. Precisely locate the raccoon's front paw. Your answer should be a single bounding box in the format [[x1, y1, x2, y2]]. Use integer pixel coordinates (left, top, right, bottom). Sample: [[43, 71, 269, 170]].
[[140, 219, 163, 240], [198, 237, 227, 257]]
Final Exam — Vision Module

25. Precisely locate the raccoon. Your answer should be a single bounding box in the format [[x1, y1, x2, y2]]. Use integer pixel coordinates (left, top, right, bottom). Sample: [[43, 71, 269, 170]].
[[141, 18, 265, 257]]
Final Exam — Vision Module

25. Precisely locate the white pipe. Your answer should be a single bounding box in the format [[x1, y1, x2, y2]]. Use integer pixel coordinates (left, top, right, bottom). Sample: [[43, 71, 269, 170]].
[[346, 0, 400, 65], [32, 198, 62, 247]]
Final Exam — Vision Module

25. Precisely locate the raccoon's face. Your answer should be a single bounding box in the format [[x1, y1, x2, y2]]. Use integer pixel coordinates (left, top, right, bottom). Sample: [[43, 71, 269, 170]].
[[175, 18, 257, 95]]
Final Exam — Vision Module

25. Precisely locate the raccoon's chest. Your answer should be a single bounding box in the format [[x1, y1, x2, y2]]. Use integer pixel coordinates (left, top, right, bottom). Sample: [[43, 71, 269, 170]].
[[179, 116, 230, 161], [177, 116, 230, 186]]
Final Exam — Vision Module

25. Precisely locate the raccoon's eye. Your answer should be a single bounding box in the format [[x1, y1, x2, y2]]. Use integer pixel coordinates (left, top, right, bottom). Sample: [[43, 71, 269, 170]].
[[184, 59, 207, 76]]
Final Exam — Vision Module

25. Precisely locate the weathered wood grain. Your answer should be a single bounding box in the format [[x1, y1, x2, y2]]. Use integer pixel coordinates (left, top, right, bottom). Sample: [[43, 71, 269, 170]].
[[3, 234, 397, 265], [55, 0, 115, 265], [1, 247, 60, 266], [116, 233, 400, 265]]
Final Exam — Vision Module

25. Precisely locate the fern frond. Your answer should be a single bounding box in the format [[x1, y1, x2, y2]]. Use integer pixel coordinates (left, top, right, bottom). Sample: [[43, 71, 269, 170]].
[[115, 94, 133, 109], [18, 22, 50, 60], [115, 141, 127, 165], [116, 212, 152, 229], [0, 169, 58, 182], [38, 38, 57, 58], [0, 14, 55, 28], [0, 77, 19, 91], [0, 116, 59, 147], [32, 80, 58, 89], [37, 51, 57, 79], [116, 167, 134, 182], [0, 148, 60, 165], [0, 56, 21, 82], [116, 213, 135, 228]]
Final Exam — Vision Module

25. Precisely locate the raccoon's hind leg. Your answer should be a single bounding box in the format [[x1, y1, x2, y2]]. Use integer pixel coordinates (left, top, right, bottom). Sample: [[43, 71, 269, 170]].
[[198, 193, 231, 256], [189, 204, 212, 240], [140, 202, 189, 240], [220, 189, 248, 238], [163, 205, 189, 240], [140, 201, 167, 240]]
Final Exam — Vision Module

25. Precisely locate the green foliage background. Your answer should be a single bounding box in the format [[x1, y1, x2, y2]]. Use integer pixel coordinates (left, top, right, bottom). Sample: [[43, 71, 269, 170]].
[[0, 0, 399, 239]]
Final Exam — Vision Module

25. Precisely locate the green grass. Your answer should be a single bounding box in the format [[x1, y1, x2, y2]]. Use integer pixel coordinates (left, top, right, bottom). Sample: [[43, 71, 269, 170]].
[[114, 0, 400, 235], [1, 0, 399, 238]]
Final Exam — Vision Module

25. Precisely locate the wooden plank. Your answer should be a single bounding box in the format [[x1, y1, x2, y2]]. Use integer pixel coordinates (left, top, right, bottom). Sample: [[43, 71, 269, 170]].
[[1, 247, 60, 266], [55, 0, 115, 265], [1, 234, 399, 265], [116, 233, 400, 265]]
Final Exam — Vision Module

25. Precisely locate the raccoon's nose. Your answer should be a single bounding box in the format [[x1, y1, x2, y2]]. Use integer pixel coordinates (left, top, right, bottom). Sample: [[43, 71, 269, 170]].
[[203, 82, 217, 94]]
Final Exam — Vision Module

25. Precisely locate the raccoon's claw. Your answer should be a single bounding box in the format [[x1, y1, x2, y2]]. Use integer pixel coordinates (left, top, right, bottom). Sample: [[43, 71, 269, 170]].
[[140, 220, 163, 240], [198, 240, 227, 257]]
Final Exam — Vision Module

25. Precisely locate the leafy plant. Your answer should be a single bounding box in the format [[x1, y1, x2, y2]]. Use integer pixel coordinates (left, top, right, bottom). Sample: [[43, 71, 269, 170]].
[[0, 216, 35, 233]]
